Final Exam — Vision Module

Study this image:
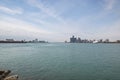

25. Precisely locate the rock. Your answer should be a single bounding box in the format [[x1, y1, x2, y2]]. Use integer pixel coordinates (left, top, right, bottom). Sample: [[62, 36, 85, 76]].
[[4, 75, 18, 80]]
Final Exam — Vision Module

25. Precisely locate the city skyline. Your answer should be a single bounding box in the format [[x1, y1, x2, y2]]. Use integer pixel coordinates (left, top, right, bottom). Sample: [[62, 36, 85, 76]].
[[0, 0, 120, 42]]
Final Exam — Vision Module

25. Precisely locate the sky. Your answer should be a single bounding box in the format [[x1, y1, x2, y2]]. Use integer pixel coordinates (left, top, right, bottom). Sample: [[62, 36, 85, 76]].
[[0, 0, 120, 42]]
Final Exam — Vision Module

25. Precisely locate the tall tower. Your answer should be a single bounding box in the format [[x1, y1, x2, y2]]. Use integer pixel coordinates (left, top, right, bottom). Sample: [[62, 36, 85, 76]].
[[70, 35, 77, 43]]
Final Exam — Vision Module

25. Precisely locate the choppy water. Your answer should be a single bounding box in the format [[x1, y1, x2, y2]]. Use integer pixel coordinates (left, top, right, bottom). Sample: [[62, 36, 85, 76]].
[[0, 43, 120, 80]]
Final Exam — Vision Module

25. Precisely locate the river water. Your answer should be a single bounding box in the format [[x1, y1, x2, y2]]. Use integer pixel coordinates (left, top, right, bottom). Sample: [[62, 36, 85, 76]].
[[0, 43, 120, 80]]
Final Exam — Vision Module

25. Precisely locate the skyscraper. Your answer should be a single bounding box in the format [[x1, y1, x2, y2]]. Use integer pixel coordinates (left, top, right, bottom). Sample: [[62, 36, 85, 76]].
[[70, 36, 77, 43]]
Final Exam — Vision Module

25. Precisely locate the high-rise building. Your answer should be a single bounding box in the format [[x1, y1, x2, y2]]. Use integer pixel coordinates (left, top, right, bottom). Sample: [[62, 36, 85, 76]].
[[70, 36, 77, 43], [77, 37, 81, 43]]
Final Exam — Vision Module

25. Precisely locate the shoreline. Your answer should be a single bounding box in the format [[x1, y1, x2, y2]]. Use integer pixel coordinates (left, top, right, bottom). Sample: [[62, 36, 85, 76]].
[[0, 41, 27, 43]]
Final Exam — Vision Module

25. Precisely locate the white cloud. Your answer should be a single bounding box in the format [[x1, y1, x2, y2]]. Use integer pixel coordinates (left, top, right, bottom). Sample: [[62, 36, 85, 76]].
[[26, 0, 66, 24], [21, 0, 119, 41], [0, 0, 119, 42], [0, 5, 23, 15], [104, 0, 117, 10], [0, 16, 53, 40], [91, 19, 120, 41]]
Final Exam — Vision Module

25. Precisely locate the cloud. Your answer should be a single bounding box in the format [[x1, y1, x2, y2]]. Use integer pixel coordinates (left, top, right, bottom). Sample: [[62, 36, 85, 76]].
[[0, 16, 53, 40], [26, 0, 66, 24], [104, 0, 117, 10], [24, 0, 120, 41], [0, 0, 119, 42], [91, 19, 120, 41], [0, 5, 23, 15]]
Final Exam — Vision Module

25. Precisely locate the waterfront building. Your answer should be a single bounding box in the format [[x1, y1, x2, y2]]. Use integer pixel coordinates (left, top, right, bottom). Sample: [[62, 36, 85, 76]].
[[104, 39, 109, 43], [116, 40, 120, 43], [32, 38, 39, 43], [6, 39, 14, 41], [77, 37, 81, 43], [98, 39, 103, 43], [70, 36, 77, 43]]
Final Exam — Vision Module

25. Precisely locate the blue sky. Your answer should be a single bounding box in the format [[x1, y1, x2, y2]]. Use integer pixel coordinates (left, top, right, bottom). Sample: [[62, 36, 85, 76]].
[[0, 0, 120, 42]]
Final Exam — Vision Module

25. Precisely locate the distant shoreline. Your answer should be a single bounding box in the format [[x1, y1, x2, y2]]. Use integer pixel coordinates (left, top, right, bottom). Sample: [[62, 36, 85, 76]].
[[68, 42, 120, 44], [0, 42, 120, 44], [0, 41, 26, 43], [0, 40, 48, 43]]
